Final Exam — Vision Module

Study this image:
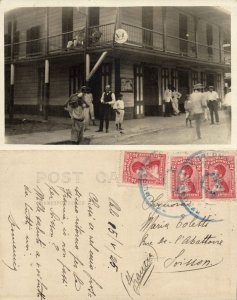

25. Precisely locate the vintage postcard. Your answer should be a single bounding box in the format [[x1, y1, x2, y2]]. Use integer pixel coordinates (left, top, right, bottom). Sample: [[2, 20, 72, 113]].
[[2, 2, 235, 146], [0, 150, 237, 300], [1, 1, 237, 300]]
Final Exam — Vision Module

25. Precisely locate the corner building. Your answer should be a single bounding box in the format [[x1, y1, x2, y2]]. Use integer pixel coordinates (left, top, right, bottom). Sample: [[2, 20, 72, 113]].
[[4, 7, 231, 119]]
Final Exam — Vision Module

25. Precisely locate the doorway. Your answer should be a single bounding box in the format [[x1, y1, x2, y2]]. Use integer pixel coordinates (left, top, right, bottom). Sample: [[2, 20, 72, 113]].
[[206, 73, 215, 88], [143, 66, 158, 116], [89, 63, 112, 118], [178, 70, 189, 112]]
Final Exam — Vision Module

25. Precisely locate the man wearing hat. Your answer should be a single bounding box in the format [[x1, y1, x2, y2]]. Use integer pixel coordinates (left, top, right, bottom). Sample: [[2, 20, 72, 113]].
[[206, 85, 220, 125], [189, 83, 207, 139], [96, 84, 116, 133]]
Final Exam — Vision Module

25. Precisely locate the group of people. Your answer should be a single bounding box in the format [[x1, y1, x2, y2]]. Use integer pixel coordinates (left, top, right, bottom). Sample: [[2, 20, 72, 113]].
[[164, 83, 231, 140], [64, 84, 125, 144], [183, 84, 228, 140], [163, 84, 182, 117]]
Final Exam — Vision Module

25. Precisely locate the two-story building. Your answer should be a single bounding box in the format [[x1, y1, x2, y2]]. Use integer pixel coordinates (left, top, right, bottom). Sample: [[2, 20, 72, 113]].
[[4, 6, 231, 120]]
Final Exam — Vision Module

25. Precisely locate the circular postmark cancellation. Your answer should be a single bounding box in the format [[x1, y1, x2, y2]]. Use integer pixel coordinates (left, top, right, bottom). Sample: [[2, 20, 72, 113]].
[[122, 150, 236, 222]]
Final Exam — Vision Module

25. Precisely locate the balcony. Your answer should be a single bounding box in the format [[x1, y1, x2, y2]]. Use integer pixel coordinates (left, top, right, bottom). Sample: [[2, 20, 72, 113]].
[[121, 22, 229, 65], [4, 22, 230, 66]]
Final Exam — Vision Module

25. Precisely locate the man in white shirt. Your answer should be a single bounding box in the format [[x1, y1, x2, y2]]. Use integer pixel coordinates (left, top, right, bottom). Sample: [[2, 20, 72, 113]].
[[189, 83, 207, 139], [206, 86, 220, 125], [163, 84, 173, 117]]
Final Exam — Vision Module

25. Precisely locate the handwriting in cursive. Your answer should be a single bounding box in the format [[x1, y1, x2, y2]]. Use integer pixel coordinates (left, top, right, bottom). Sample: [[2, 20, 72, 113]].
[[2, 213, 20, 271], [121, 253, 155, 298]]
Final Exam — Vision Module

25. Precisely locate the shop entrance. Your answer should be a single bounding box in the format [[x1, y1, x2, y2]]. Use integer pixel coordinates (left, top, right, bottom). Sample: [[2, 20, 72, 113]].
[[143, 66, 159, 116], [206, 73, 215, 87], [89, 63, 112, 118], [178, 70, 189, 112]]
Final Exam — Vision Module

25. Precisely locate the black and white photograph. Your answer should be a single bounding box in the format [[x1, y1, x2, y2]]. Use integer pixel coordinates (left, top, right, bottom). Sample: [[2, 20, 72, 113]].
[[4, 6, 231, 145]]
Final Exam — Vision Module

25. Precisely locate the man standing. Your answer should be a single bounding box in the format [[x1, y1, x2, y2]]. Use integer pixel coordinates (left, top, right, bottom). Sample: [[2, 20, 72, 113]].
[[189, 83, 207, 140], [64, 90, 87, 144], [96, 85, 115, 133], [83, 86, 96, 129], [163, 84, 173, 117], [171, 87, 181, 115], [206, 85, 220, 125]]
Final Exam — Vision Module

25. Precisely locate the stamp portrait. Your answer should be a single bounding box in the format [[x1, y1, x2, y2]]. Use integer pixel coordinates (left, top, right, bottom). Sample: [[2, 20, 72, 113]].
[[122, 151, 166, 186], [171, 156, 202, 200], [204, 156, 236, 199]]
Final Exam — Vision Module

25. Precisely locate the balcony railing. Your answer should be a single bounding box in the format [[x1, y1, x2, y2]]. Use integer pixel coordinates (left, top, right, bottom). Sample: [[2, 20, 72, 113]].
[[4, 22, 230, 66], [121, 22, 230, 65], [121, 23, 164, 51], [87, 23, 115, 48]]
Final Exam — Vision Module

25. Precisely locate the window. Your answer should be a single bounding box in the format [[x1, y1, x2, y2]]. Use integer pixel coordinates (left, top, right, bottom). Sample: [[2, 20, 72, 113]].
[[201, 72, 206, 88], [206, 24, 213, 56], [192, 71, 198, 86], [13, 21, 19, 58], [26, 26, 41, 55], [142, 7, 153, 47], [62, 7, 73, 48], [4, 22, 12, 58], [88, 8, 99, 27], [179, 14, 188, 54]]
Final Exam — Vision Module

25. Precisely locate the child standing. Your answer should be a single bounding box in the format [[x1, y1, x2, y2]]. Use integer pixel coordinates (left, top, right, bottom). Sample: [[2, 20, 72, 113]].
[[113, 93, 125, 131], [184, 94, 192, 127]]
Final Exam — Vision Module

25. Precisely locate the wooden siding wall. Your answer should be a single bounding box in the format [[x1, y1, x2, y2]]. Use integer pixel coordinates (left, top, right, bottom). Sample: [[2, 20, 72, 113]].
[[100, 7, 117, 24], [14, 64, 40, 105], [153, 7, 163, 32], [120, 7, 142, 27], [166, 8, 179, 53], [120, 62, 134, 108], [48, 8, 62, 36], [73, 8, 86, 30], [153, 7, 163, 49], [49, 63, 69, 106], [9, 8, 45, 37]]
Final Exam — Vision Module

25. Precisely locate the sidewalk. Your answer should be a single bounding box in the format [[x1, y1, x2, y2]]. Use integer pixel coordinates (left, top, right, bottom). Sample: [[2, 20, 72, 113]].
[[5, 111, 230, 145]]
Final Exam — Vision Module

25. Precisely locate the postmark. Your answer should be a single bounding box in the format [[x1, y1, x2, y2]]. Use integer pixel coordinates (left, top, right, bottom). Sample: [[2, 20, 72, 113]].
[[204, 156, 236, 199], [171, 156, 202, 200], [122, 151, 166, 186]]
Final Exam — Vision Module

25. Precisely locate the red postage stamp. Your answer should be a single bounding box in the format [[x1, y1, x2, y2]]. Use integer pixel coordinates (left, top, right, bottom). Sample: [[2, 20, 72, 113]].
[[204, 156, 236, 199], [122, 152, 166, 186], [171, 156, 202, 200]]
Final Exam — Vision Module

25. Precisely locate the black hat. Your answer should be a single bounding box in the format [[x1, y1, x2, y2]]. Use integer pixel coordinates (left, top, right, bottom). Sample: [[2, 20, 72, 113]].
[[81, 86, 87, 92]]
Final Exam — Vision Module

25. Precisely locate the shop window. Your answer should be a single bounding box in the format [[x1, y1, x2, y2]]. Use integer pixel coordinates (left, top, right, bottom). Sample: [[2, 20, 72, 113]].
[[192, 71, 198, 86], [201, 72, 206, 88], [161, 68, 169, 92], [69, 66, 84, 96]]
